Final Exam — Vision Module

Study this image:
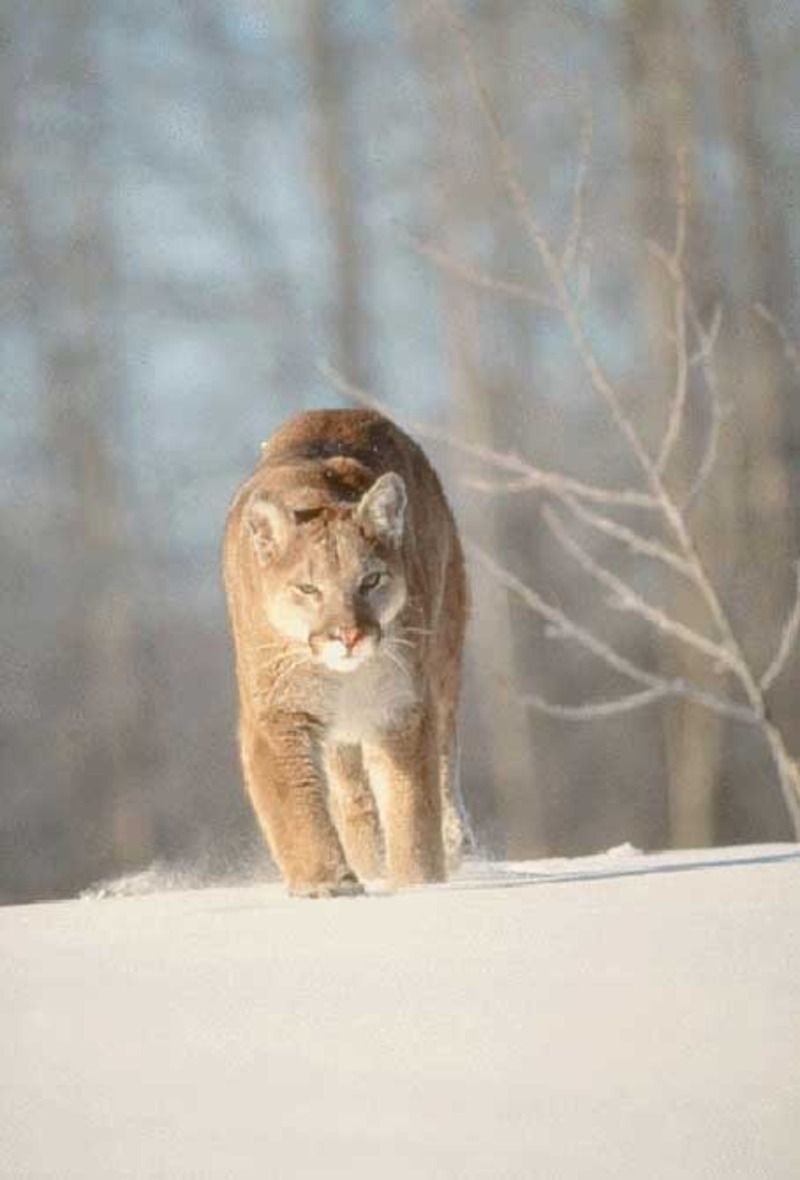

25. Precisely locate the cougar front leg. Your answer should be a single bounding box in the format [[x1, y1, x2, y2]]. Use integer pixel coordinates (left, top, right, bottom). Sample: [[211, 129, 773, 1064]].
[[324, 743, 384, 882], [363, 709, 445, 888], [240, 712, 361, 897]]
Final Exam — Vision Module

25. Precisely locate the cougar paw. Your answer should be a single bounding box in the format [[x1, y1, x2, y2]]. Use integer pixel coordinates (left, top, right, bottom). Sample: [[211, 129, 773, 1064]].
[[289, 872, 365, 899]]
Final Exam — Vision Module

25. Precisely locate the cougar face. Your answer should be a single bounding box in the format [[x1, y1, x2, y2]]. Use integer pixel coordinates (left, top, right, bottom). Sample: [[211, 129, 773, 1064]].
[[247, 473, 408, 673]]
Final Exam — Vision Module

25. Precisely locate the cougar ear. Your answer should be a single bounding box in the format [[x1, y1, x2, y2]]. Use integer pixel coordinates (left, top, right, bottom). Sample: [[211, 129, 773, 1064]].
[[246, 491, 292, 564], [357, 473, 407, 546]]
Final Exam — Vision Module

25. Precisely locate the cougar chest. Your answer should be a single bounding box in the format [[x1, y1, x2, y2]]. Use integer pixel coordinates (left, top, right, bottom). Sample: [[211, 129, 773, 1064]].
[[327, 651, 418, 743]]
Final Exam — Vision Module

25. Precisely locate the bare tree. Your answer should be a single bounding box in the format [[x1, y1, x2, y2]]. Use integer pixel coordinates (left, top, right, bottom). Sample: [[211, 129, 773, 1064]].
[[326, 0, 800, 842]]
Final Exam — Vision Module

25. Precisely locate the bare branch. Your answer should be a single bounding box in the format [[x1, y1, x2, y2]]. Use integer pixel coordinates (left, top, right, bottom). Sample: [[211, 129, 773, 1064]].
[[651, 151, 691, 476], [523, 686, 671, 719], [688, 302, 722, 368], [321, 361, 658, 510], [474, 540, 756, 724], [754, 303, 800, 385], [521, 683, 757, 725], [401, 229, 557, 310], [465, 470, 657, 509], [669, 683, 759, 724], [761, 561, 800, 693], [436, 1, 769, 695], [438, 1, 769, 715], [672, 143, 689, 265], [561, 87, 593, 275], [764, 723, 800, 833], [467, 541, 667, 690], [560, 492, 695, 578], [544, 507, 736, 670], [683, 301, 726, 508], [437, 0, 659, 486]]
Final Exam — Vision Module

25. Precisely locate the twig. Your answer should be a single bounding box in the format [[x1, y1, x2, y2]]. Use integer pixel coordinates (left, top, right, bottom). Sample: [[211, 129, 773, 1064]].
[[523, 686, 671, 719], [648, 235, 724, 501], [401, 229, 557, 310], [672, 142, 688, 263], [437, 0, 660, 487], [473, 540, 756, 725], [652, 146, 690, 475], [544, 507, 735, 670], [467, 540, 667, 691], [521, 682, 757, 725], [321, 360, 658, 510], [464, 470, 656, 508], [559, 492, 695, 579], [761, 561, 800, 692], [561, 88, 593, 275], [688, 302, 722, 368], [754, 303, 800, 385], [683, 301, 725, 507]]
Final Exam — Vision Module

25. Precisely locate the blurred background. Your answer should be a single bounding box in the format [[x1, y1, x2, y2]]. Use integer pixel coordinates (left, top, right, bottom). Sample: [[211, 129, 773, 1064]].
[[2, 0, 800, 903]]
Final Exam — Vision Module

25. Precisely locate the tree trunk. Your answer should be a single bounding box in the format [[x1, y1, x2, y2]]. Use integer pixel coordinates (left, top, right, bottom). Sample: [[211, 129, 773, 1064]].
[[621, 0, 724, 848], [305, 1, 367, 385]]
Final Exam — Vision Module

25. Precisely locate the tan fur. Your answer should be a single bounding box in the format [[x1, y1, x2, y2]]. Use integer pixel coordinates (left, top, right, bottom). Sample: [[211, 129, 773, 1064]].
[[223, 409, 469, 896]]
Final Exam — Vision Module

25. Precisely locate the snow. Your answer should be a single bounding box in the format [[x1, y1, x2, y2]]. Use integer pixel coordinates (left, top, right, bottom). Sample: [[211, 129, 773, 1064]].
[[2, 845, 800, 1180]]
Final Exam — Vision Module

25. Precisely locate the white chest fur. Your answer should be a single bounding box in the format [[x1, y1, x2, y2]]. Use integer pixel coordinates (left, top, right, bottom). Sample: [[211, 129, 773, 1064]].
[[327, 652, 418, 743]]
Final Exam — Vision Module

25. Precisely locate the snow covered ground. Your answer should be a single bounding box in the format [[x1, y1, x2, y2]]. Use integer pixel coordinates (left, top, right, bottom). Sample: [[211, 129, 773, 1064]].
[[2, 844, 799, 1180]]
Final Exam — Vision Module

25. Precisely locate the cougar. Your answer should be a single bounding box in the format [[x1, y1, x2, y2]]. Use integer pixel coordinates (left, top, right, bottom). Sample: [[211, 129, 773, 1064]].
[[223, 409, 469, 896]]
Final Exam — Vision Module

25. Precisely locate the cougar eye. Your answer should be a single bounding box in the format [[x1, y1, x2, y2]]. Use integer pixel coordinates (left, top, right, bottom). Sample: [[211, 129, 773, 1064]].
[[294, 583, 320, 598], [360, 571, 383, 593]]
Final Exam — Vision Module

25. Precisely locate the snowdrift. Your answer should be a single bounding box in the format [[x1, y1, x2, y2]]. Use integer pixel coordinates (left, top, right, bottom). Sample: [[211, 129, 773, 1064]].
[[2, 845, 799, 1179]]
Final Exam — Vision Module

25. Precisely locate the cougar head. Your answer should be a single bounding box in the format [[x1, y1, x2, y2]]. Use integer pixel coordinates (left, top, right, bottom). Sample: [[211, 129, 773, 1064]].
[[246, 473, 408, 673]]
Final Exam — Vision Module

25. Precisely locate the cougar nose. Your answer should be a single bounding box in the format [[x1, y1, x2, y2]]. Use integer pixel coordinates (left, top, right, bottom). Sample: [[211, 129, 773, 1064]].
[[334, 626, 363, 652]]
